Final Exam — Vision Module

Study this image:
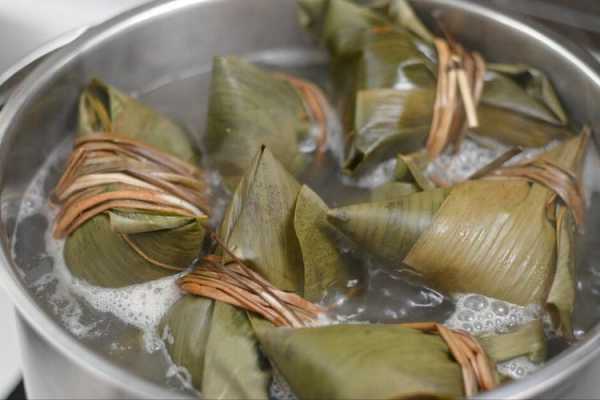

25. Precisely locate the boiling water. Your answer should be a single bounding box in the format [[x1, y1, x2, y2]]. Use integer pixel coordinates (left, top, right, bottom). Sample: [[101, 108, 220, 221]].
[[10, 51, 600, 396]]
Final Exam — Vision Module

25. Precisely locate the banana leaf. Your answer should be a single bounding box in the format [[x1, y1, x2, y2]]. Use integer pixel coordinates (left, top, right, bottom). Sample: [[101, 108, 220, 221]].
[[387, 0, 434, 43], [486, 63, 567, 125], [218, 146, 304, 292], [346, 88, 433, 172], [478, 320, 546, 364], [62, 80, 208, 288], [405, 178, 556, 306], [255, 323, 464, 399], [299, 0, 575, 174], [160, 297, 271, 399], [295, 185, 354, 301], [322, 0, 388, 57], [160, 296, 214, 390], [328, 134, 587, 334], [370, 181, 417, 201], [368, 149, 433, 201], [546, 200, 577, 339], [78, 78, 197, 163], [65, 211, 206, 287], [205, 56, 316, 188], [298, 0, 433, 55], [356, 29, 435, 90], [395, 150, 435, 190], [481, 68, 564, 126], [328, 188, 449, 265], [201, 302, 271, 399]]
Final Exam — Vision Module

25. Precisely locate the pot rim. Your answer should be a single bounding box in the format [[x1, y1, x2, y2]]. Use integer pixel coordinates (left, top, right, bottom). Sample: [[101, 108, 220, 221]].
[[0, 0, 599, 398]]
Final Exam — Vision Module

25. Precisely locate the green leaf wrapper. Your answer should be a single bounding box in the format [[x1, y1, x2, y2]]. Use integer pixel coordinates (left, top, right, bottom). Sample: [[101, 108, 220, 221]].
[[160, 297, 270, 399], [205, 56, 314, 188], [79, 79, 197, 163], [295, 185, 353, 301], [255, 323, 464, 399], [478, 320, 547, 364]]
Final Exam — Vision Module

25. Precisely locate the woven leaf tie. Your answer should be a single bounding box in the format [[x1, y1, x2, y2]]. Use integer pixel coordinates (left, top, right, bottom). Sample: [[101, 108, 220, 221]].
[[52, 133, 210, 239], [426, 38, 486, 159], [178, 235, 323, 327]]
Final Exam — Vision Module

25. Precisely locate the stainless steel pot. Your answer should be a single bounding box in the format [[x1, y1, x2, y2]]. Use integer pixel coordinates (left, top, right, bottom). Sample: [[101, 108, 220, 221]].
[[1, 0, 600, 398]]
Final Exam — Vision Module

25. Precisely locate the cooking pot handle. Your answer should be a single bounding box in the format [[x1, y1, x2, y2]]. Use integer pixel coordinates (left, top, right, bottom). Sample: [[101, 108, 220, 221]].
[[0, 26, 88, 109]]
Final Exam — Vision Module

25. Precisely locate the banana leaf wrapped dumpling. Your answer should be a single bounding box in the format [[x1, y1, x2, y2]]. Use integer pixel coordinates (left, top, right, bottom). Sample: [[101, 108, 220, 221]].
[[51, 79, 210, 288], [205, 56, 337, 188], [161, 147, 350, 398], [328, 132, 588, 337], [298, 0, 574, 174]]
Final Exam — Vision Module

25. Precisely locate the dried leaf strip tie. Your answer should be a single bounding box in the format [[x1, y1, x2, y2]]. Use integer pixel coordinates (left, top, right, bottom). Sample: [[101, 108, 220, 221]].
[[274, 73, 331, 160], [179, 235, 323, 328], [427, 38, 486, 158], [399, 323, 498, 396], [52, 133, 210, 239]]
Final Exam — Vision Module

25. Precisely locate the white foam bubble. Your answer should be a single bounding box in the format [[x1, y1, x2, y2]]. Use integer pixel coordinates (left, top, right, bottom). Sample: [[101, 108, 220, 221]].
[[445, 293, 542, 335], [497, 356, 540, 380], [445, 293, 544, 379], [68, 266, 182, 352], [426, 137, 560, 185]]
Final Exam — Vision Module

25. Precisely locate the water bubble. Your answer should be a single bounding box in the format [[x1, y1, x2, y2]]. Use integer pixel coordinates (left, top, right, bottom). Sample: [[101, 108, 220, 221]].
[[491, 301, 509, 316], [462, 323, 473, 332], [457, 310, 475, 322], [464, 295, 488, 311]]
